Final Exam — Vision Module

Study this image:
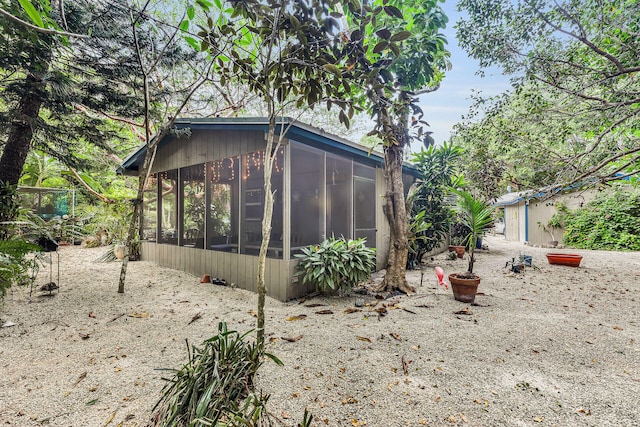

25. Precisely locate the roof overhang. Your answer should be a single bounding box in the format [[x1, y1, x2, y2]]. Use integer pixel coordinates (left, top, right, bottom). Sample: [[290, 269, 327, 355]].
[[120, 117, 420, 177]]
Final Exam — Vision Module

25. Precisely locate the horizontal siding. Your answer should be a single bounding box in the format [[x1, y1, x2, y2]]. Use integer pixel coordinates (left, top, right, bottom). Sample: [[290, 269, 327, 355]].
[[140, 242, 302, 301], [152, 129, 265, 173]]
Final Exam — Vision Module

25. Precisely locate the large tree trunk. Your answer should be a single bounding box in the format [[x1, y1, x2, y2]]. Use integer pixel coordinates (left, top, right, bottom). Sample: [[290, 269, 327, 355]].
[[375, 144, 416, 294], [0, 74, 47, 186]]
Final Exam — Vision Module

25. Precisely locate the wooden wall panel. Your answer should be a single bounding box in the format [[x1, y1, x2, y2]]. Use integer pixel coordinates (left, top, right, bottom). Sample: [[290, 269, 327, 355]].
[[151, 129, 265, 174], [142, 242, 294, 300]]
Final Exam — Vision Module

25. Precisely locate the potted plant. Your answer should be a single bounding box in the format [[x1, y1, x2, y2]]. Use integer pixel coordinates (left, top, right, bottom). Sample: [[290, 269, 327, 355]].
[[539, 216, 561, 247], [448, 232, 466, 259], [539, 202, 568, 247], [448, 190, 495, 303]]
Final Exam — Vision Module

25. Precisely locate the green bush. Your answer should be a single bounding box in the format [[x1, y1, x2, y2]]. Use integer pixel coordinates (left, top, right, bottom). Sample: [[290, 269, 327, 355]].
[[150, 322, 282, 427], [0, 239, 42, 300], [563, 188, 640, 251], [295, 237, 376, 294], [408, 142, 462, 267], [0, 183, 45, 299]]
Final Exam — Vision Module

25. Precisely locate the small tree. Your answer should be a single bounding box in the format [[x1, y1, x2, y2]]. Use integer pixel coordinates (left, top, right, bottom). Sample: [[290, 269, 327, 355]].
[[197, 0, 353, 349], [338, 0, 450, 293], [409, 141, 462, 266], [451, 190, 495, 275], [116, 0, 241, 293]]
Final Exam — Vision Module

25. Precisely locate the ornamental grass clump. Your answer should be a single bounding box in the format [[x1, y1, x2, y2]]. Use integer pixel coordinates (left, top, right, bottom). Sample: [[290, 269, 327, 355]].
[[295, 237, 376, 294], [149, 322, 282, 427]]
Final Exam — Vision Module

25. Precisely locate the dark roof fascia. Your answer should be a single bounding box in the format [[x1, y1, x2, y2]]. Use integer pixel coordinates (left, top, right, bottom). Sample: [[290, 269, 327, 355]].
[[121, 118, 420, 177]]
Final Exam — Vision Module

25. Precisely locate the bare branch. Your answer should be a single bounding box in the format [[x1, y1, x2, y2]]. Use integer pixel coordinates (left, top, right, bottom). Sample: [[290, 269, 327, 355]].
[[68, 166, 112, 204]]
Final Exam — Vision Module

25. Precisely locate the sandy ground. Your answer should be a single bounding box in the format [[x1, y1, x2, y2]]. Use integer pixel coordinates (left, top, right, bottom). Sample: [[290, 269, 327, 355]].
[[0, 235, 639, 427]]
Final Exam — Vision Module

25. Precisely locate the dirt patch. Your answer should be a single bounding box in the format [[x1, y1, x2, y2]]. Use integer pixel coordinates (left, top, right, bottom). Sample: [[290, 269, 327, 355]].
[[1, 236, 639, 426]]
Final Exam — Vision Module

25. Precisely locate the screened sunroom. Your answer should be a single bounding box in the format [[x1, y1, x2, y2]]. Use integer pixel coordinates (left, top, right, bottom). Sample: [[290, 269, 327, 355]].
[[122, 118, 418, 301]]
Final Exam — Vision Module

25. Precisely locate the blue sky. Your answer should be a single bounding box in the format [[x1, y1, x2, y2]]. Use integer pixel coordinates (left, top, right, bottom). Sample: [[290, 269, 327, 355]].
[[411, 1, 512, 151]]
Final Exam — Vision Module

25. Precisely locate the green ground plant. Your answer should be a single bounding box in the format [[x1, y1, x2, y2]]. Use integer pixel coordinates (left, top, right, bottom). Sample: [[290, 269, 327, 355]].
[[563, 188, 640, 251], [295, 237, 376, 295], [150, 322, 283, 427], [0, 239, 42, 300], [0, 183, 44, 299]]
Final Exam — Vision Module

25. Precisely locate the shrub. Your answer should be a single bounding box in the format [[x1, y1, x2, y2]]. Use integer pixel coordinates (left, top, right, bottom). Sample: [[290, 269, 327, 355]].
[[295, 237, 376, 294], [0, 183, 46, 299], [150, 322, 282, 427], [563, 188, 640, 251], [408, 142, 462, 267], [0, 239, 42, 300]]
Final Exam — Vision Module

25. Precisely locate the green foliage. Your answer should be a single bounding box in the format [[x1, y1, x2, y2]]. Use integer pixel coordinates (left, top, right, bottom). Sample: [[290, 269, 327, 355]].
[[451, 190, 495, 274], [0, 0, 145, 185], [77, 203, 130, 245], [150, 322, 283, 427], [295, 237, 376, 295], [455, 0, 640, 194], [0, 183, 49, 298], [408, 142, 462, 267], [563, 188, 640, 251], [0, 182, 22, 240], [20, 213, 84, 247], [18, 0, 45, 28], [450, 222, 471, 247], [0, 238, 42, 300], [406, 210, 431, 269], [338, 0, 450, 147]]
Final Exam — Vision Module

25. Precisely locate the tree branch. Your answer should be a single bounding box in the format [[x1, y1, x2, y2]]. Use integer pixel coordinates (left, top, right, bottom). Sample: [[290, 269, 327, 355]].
[[68, 166, 112, 204], [0, 6, 88, 38]]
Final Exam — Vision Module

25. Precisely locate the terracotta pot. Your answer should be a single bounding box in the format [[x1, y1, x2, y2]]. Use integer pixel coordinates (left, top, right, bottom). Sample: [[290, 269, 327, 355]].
[[448, 245, 465, 259], [200, 274, 211, 283], [546, 253, 582, 267], [449, 273, 481, 303]]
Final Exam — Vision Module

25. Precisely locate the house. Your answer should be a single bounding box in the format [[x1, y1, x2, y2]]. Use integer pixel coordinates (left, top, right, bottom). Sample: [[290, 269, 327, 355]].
[[121, 118, 419, 301], [494, 186, 599, 246]]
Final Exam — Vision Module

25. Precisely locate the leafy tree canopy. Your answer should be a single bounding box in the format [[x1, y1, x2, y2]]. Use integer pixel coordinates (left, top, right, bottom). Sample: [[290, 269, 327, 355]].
[[455, 0, 640, 196]]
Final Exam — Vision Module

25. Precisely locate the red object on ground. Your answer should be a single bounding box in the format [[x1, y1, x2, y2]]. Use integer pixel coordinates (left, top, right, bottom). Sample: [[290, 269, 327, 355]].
[[435, 266, 448, 289], [545, 253, 583, 267]]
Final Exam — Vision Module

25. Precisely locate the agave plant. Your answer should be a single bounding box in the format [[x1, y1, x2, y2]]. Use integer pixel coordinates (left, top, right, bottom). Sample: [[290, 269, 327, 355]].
[[452, 189, 495, 275]]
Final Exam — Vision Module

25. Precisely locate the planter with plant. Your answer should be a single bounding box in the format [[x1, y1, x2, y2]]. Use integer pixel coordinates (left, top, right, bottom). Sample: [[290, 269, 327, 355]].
[[449, 221, 471, 259], [295, 237, 376, 295], [539, 216, 560, 247], [539, 202, 568, 247], [448, 235, 466, 259], [449, 190, 495, 303]]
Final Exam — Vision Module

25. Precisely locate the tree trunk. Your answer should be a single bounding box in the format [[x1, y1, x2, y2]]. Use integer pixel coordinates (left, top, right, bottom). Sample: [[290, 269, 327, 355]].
[[0, 74, 47, 186], [256, 124, 276, 350], [375, 144, 415, 294], [118, 143, 157, 293]]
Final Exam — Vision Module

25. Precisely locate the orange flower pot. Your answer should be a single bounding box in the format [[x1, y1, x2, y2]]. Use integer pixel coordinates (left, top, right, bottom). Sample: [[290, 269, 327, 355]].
[[546, 253, 582, 267]]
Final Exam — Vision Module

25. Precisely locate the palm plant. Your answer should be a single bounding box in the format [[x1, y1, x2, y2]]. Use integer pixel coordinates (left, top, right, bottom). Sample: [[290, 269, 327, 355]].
[[452, 190, 495, 275]]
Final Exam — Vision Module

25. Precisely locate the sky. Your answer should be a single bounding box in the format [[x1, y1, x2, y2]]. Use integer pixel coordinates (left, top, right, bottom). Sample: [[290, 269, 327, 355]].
[[412, 1, 512, 151]]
